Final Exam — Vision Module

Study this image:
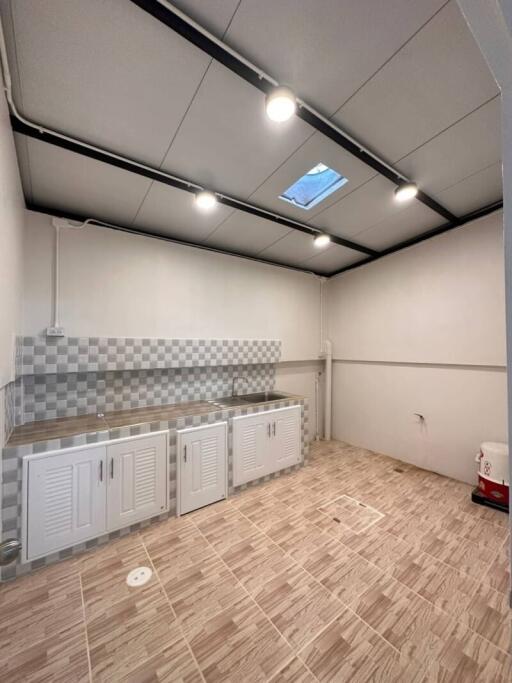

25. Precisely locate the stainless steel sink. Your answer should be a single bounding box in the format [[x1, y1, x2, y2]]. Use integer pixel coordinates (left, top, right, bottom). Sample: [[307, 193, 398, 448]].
[[240, 391, 287, 403], [208, 391, 287, 409]]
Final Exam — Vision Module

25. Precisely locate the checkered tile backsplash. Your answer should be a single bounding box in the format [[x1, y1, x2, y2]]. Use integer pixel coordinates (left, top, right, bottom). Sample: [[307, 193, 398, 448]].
[[22, 364, 276, 422], [21, 337, 281, 375]]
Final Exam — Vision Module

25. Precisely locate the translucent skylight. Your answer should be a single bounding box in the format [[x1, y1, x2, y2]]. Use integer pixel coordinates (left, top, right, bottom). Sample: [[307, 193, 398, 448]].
[[279, 162, 348, 210]]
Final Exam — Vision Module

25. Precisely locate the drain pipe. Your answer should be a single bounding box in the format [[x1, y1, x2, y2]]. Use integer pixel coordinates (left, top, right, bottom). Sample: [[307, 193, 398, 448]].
[[324, 339, 332, 441]]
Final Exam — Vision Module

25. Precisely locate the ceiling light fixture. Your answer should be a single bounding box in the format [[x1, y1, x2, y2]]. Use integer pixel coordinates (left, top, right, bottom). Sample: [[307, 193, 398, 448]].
[[394, 182, 418, 202], [314, 233, 331, 248], [195, 190, 217, 211], [265, 86, 296, 122]]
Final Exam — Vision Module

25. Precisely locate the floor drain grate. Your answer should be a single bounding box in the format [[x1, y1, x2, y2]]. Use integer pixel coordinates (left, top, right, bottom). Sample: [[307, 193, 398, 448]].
[[126, 566, 152, 587]]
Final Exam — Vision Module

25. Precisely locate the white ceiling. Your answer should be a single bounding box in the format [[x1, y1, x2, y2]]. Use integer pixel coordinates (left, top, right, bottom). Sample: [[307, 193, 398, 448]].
[[2, 0, 502, 275]]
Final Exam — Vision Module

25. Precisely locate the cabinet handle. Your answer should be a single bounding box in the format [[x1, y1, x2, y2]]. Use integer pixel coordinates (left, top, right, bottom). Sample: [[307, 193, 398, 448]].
[[184, 445, 187, 462], [110, 457, 114, 479], [99, 460, 103, 482], [267, 423, 271, 438], [273, 421, 276, 436]]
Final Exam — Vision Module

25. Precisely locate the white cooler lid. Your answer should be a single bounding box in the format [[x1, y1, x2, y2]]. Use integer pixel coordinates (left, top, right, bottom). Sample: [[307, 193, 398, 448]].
[[480, 441, 508, 458]]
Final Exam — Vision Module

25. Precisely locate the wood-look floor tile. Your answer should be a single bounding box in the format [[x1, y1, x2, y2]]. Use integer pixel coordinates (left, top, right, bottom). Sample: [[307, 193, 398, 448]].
[[80, 535, 152, 620], [299, 608, 404, 682], [389, 550, 478, 619], [462, 582, 512, 653], [254, 565, 344, 651], [317, 495, 384, 534], [343, 526, 417, 571], [0, 562, 84, 661], [240, 496, 298, 533], [119, 636, 202, 682], [420, 527, 493, 579], [270, 657, 316, 682], [188, 595, 293, 682], [484, 541, 510, 594], [145, 520, 216, 586], [266, 513, 330, 556], [194, 508, 261, 553], [0, 620, 90, 683], [351, 574, 512, 680], [140, 514, 194, 546], [220, 533, 296, 595], [302, 538, 385, 606], [164, 554, 247, 638], [87, 582, 180, 681]]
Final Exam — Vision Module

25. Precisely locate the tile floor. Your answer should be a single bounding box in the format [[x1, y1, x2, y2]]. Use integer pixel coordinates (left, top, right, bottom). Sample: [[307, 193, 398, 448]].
[[0, 440, 510, 682]]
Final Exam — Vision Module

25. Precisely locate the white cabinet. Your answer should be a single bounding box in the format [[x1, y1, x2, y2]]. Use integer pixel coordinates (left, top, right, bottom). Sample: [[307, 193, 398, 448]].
[[107, 432, 168, 531], [233, 406, 301, 486], [178, 422, 227, 515], [23, 431, 168, 562], [24, 445, 107, 560]]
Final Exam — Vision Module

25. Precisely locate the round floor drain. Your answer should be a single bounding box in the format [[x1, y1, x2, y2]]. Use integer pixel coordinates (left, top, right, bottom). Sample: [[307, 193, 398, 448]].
[[126, 566, 152, 587]]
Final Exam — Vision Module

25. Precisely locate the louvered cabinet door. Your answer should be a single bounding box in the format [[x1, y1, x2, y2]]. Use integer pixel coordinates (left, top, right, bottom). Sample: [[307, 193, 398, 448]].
[[179, 423, 227, 514], [232, 412, 270, 486], [107, 432, 168, 531], [270, 406, 302, 473], [26, 446, 107, 560]]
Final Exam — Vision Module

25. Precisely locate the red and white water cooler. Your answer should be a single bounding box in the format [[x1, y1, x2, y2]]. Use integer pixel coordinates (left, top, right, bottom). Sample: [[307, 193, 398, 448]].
[[475, 442, 509, 509]]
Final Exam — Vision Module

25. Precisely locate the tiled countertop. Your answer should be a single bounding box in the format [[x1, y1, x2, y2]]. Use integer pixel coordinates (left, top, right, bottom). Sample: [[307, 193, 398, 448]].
[[6, 393, 302, 448]]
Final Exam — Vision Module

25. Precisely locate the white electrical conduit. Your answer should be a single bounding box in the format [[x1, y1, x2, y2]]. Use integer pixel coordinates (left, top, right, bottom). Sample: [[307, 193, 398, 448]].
[[49, 217, 91, 332], [324, 339, 333, 441], [0, 13, 351, 242], [157, 0, 411, 184]]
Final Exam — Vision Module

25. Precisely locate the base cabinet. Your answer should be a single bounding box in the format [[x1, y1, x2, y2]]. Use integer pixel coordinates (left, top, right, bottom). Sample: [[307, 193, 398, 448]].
[[107, 432, 168, 531], [233, 405, 301, 486], [178, 422, 227, 514], [23, 431, 168, 562]]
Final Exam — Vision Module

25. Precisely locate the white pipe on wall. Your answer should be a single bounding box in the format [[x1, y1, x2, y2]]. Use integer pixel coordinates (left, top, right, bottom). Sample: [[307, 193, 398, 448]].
[[324, 339, 332, 441]]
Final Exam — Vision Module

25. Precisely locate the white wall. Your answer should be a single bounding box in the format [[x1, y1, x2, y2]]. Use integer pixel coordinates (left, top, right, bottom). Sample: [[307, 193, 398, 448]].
[[325, 211, 507, 483], [23, 210, 324, 437], [0, 88, 24, 446]]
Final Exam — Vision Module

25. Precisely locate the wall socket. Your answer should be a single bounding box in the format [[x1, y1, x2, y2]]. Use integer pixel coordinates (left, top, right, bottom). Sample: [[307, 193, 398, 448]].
[[46, 326, 65, 337]]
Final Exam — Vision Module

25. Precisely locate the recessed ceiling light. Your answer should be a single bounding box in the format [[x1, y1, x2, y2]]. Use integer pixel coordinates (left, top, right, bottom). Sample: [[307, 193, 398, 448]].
[[314, 233, 331, 248], [195, 190, 217, 211], [394, 182, 418, 202], [266, 86, 296, 122]]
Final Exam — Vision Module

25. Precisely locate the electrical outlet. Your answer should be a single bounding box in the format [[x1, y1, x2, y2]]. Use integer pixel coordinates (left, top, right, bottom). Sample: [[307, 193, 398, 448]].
[[46, 326, 65, 337]]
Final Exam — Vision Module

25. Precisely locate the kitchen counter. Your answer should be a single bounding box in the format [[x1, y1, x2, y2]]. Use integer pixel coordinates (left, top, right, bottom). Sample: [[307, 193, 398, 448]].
[[6, 393, 302, 448]]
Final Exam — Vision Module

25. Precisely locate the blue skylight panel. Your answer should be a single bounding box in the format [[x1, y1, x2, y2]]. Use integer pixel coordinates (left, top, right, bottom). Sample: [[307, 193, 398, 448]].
[[279, 162, 348, 210]]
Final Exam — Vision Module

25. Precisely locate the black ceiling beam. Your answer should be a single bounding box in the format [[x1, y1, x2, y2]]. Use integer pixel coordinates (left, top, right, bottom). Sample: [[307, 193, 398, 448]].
[[26, 202, 327, 277], [12, 117, 377, 257], [327, 200, 503, 278], [130, 0, 459, 225]]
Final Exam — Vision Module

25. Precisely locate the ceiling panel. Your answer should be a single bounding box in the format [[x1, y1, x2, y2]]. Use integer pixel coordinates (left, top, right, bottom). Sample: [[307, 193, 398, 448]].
[[301, 245, 364, 274], [396, 96, 501, 196], [161, 61, 312, 197], [353, 203, 443, 250], [169, 0, 241, 35], [247, 131, 377, 223], [436, 163, 503, 215], [313, 175, 417, 238], [22, 136, 152, 225], [205, 212, 291, 255], [225, 0, 446, 115], [132, 181, 234, 242], [333, 1, 499, 162], [258, 230, 349, 266], [5, 0, 214, 165]]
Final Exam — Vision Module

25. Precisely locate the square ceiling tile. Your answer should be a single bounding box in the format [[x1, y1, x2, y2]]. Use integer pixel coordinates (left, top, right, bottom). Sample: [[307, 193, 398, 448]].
[[205, 211, 291, 255], [133, 181, 234, 242], [333, 2, 499, 162]]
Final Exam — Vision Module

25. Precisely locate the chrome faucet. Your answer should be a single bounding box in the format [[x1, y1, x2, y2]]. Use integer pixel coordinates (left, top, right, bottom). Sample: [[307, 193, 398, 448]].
[[232, 375, 249, 397]]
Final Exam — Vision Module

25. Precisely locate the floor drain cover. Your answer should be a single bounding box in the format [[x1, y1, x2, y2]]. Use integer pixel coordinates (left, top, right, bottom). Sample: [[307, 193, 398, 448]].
[[126, 566, 152, 587]]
